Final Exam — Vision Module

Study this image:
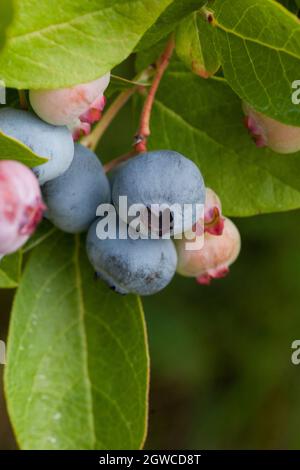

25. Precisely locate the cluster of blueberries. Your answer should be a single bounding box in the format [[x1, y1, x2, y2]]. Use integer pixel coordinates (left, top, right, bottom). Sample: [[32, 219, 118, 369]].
[[0, 74, 241, 296]]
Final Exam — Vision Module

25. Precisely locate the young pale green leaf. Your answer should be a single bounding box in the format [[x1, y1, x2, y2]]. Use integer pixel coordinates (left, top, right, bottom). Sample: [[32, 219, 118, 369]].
[[145, 67, 300, 216], [0, 0, 13, 50], [136, 0, 206, 51], [176, 11, 220, 78], [5, 231, 149, 450], [0, 131, 48, 167], [211, 0, 300, 125], [0, 251, 22, 289], [0, 0, 174, 90]]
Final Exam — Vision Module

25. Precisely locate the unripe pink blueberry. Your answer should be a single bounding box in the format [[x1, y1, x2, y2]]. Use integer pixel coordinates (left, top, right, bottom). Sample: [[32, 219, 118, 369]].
[[182, 187, 224, 242], [0, 160, 45, 256], [204, 187, 224, 236], [243, 102, 300, 154], [69, 120, 91, 142], [69, 95, 106, 141], [29, 73, 110, 126], [176, 218, 241, 285], [80, 95, 106, 124]]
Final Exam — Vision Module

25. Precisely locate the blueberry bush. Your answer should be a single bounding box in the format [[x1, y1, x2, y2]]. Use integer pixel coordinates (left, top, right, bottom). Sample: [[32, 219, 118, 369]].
[[1, 0, 300, 450]]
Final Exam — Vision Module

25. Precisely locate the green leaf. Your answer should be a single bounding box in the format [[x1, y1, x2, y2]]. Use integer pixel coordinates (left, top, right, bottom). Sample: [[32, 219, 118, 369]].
[[136, 0, 206, 51], [0, 131, 48, 166], [5, 231, 149, 449], [0, 0, 175, 90], [135, 38, 168, 73], [22, 220, 57, 253], [0, 0, 13, 51], [211, 0, 300, 125], [0, 251, 22, 289], [176, 10, 220, 78], [145, 66, 300, 216]]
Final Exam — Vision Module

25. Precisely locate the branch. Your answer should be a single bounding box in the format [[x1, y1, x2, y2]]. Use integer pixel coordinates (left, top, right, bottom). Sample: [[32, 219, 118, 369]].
[[81, 87, 137, 151], [87, 36, 175, 171], [18, 91, 28, 110], [134, 35, 175, 153], [81, 67, 154, 151], [103, 150, 136, 173]]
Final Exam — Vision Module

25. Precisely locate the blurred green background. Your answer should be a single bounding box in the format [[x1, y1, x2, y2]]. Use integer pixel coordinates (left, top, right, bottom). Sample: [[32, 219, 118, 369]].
[[144, 211, 300, 450], [1, 56, 300, 450]]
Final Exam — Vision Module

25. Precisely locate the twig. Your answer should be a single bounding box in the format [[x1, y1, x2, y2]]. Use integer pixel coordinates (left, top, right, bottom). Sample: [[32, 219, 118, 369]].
[[18, 91, 28, 110], [81, 67, 155, 151], [104, 150, 136, 173], [81, 87, 137, 151], [86, 36, 175, 169], [134, 35, 175, 153]]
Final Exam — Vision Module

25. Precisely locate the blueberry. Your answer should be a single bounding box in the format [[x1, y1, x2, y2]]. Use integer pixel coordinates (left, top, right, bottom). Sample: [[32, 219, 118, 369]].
[[42, 144, 111, 233], [112, 150, 205, 236], [204, 188, 225, 236], [0, 160, 45, 256], [243, 102, 300, 154], [29, 73, 110, 126], [0, 108, 74, 185], [86, 218, 177, 296], [176, 217, 241, 285]]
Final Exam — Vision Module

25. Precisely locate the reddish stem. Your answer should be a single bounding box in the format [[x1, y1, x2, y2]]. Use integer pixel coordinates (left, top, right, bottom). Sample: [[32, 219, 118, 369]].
[[134, 36, 175, 153], [18, 91, 28, 110], [81, 87, 137, 151], [104, 36, 175, 173], [104, 150, 136, 173]]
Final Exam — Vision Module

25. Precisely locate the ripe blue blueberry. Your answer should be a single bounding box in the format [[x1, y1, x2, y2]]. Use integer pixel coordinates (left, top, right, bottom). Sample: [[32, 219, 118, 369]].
[[86, 218, 178, 296], [42, 144, 111, 233], [0, 108, 74, 185], [112, 150, 205, 236]]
